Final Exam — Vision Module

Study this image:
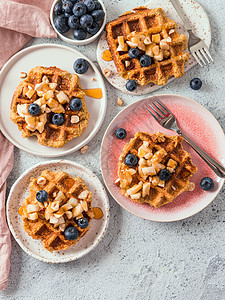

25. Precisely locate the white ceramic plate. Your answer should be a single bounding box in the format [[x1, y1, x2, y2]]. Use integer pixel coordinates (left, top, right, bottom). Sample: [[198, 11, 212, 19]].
[[6, 160, 110, 263], [97, 0, 211, 95], [0, 44, 107, 157], [101, 94, 225, 222]]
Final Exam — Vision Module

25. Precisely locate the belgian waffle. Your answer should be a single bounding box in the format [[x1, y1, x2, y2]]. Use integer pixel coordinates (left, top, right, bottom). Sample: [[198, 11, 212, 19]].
[[10, 66, 90, 148], [19, 170, 94, 252], [106, 7, 189, 86], [118, 132, 197, 208]]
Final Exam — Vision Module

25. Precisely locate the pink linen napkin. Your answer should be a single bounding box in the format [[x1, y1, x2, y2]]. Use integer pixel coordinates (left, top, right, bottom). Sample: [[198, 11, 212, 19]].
[[0, 0, 57, 69], [0, 132, 14, 291]]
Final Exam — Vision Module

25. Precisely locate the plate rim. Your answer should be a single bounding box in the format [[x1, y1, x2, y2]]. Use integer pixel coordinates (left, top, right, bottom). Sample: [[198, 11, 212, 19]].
[[0, 43, 107, 157], [6, 159, 110, 263], [100, 93, 225, 222]]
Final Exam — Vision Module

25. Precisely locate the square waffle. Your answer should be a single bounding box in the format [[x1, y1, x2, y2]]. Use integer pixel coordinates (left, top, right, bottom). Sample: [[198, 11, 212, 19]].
[[106, 7, 189, 86], [18, 170, 94, 252], [10, 66, 90, 148], [118, 132, 197, 208]]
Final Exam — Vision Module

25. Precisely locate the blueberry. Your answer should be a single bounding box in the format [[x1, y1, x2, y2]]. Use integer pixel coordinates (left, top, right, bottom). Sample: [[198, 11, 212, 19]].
[[129, 48, 140, 59], [70, 0, 81, 3], [86, 22, 100, 35], [83, 0, 95, 12], [64, 226, 79, 240], [73, 58, 89, 74], [115, 128, 127, 139], [200, 177, 214, 191], [91, 9, 105, 22], [159, 169, 171, 181], [94, 1, 102, 10], [73, 28, 87, 40], [190, 78, 202, 90], [52, 113, 64, 125], [70, 98, 82, 111], [68, 15, 80, 29], [126, 80, 137, 92], [54, 3, 63, 15], [77, 217, 89, 229], [80, 14, 93, 28], [139, 54, 152, 67], [62, 0, 73, 14], [64, 12, 72, 18], [124, 154, 138, 167], [36, 190, 48, 203], [54, 15, 70, 33], [73, 2, 87, 17], [28, 103, 41, 116]]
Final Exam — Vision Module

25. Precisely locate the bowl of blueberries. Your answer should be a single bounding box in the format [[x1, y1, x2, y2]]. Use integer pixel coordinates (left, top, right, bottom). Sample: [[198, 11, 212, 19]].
[[50, 0, 106, 45]]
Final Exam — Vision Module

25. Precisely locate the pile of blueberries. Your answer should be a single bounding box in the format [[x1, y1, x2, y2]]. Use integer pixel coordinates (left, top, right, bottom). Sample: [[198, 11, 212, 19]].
[[54, 0, 105, 40]]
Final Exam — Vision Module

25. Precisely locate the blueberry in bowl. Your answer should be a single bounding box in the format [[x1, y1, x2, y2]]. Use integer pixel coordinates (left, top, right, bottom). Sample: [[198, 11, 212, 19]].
[[54, 15, 70, 34]]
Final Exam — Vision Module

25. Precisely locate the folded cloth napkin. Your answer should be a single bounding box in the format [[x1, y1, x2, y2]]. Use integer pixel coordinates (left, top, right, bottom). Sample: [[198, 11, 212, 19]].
[[0, 0, 57, 69], [0, 132, 14, 291]]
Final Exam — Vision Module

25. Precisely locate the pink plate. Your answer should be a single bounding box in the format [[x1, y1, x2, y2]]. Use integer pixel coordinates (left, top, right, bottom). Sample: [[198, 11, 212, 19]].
[[101, 94, 225, 222]]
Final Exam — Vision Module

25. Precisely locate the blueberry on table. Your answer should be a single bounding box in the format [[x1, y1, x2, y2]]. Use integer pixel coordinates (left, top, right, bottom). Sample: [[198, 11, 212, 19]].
[[68, 15, 80, 29], [70, 98, 83, 111], [73, 28, 87, 40], [64, 226, 79, 240], [159, 169, 171, 181], [200, 177, 214, 191], [94, 1, 102, 10], [91, 9, 105, 22], [115, 128, 127, 140], [36, 190, 48, 203], [80, 14, 94, 28], [54, 15, 70, 34], [73, 58, 89, 74], [190, 78, 202, 90], [139, 54, 152, 67], [86, 22, 100, 35], [52, 113, 64, 125], [83, 0, 96, 12], [28, 103, 41, 116], [124, 154, 138, 167], [77, 217, 89, 229], [54, 3, 63, 15], [73, 2, 87, 17], [126, 80, 137, 92], [128, 48, 140, 59], [62, 0, 74, 14]]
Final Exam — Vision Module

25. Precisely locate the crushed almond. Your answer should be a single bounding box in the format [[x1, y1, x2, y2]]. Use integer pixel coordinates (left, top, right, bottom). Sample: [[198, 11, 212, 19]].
[[71, 115, 80, 124], [117, 97, 124, 106], [103, 68, 111, 77], [20, 72, 27, 79], [81, 145, 88, 154]]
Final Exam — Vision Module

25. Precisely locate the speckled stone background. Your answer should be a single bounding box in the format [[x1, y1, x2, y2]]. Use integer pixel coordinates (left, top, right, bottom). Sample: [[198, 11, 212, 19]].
[[1, 0, 225, 299]]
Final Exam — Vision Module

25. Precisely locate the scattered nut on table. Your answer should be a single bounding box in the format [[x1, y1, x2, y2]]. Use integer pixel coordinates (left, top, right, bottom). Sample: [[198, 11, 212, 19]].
[[81, 145, 88, 154], [117, 97, 124, 106], [103, 68, 111, 77], [20, 72, 27, 78]]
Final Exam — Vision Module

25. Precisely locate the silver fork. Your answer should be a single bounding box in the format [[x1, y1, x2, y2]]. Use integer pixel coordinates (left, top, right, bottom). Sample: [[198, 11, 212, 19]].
[[146, 100, 225, 178], [170, 0, 213, 67]]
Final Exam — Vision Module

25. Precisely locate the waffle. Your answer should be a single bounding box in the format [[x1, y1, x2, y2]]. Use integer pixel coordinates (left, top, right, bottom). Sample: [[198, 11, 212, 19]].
[[106, 7, 189, 86], [118, 132, 197, 208], [10, 66, 90, 148], [19, 170, 94, 252]]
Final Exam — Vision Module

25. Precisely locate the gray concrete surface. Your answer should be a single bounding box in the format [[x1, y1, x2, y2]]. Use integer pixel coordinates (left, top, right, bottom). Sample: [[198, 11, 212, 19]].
[[1, 0, 225, 299]]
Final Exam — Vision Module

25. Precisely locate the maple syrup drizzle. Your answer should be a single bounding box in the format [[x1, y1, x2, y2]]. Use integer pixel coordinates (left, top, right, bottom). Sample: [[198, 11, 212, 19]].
[[92, 207, 103, 219], [101, 50, 113, 62], [83, 88, 103, 99]]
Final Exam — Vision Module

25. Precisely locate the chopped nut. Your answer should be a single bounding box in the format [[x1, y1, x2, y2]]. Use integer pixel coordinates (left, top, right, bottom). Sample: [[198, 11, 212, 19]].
[[142, 182, 150, 197], [65, 211, 73, 219], [160, 40, 169, 50], [103, 68, 111, 77], [17, 104, 29, 117], [127, 182, 143, 195], [167, 167, 175, 173], [154, 50, 164, 61], [167, 159, 178, 169], [138, 41, 146, 51], [26, 89, 35, 99], [151, 148, 167, 163], [153, 162, 165, 173], [47, 98, 58, 108], [169, 29, 175, 35], [161, 29, 168, 39], [158, 180, 165, 187], [20, 72, 27, 79], [28, 212, 38, 221], [152, 33, 161, 44], [152, 176, 160, 186], [55, 191, 66, 203], [81, 145, 88, 154], [51, 104, 65, 114], [44, 90, 54, 100], [142, 166, 157, 176], [56, 91, 69, 104], [54, 207, 64, 218], [26, 204, 39, 214], [188, 182, 195, 191], [49, 215, 59, 224], [152, 45, 160, 56], [145, 152, 153, 160], [37, 122, 45, 133], [51, 201, 60, 212], [117, 97, 124, 106], [78, 190, 89, 200], [72, 203, 83, 217], [139, 158, 146, 167], [37, 176, 47, 186], [71, 115, 80, 124], [124, 61, 130, 68], [130, 193, 141, 200], [145, 43, 154, 57], [68, 198, 78, 207], [59, 223, 66, 232], [115, 178, 120, 186], [61, 203, 73, 211], [25, 115, 36, 127], [171, 185, 176, 191], [144, 36, 151, 45], [124, 170, 133, 184], [81, 200, 88, 211], [49, 82, 57, 90], [42, 75, 49, 83], [76, 213, 84, 220], [128, 168, 136, 175]]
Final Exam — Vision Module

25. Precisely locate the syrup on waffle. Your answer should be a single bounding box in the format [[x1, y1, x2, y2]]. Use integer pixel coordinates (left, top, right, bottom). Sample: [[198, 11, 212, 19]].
[[19, 170, 94, 252], [10, 66, 90, 148], [106, 7, 189, 86], [118, 132, 197, 208]]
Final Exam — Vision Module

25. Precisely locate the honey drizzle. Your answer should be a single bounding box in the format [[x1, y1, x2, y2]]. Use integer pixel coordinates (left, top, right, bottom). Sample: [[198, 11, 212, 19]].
[[92, 207, 103, 219], [101, 50, 113, 61], [83, 88, 103, 99]]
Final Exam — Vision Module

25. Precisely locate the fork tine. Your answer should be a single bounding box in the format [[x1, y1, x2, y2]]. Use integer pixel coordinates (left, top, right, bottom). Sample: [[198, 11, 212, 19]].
[[155, 99, 172, 115], [200, 48, 210, 64], [196, 50, 206, 66], [204, 47, 214, 62], [192, 51, 203, 67], [148, 104, 162, 118], [152, 102, 167, 116], [146, 107, 160, 122]]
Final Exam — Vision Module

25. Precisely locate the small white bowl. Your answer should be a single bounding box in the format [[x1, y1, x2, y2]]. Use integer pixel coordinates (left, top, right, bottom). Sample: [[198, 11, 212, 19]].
[[50, 0, 106, 45]]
